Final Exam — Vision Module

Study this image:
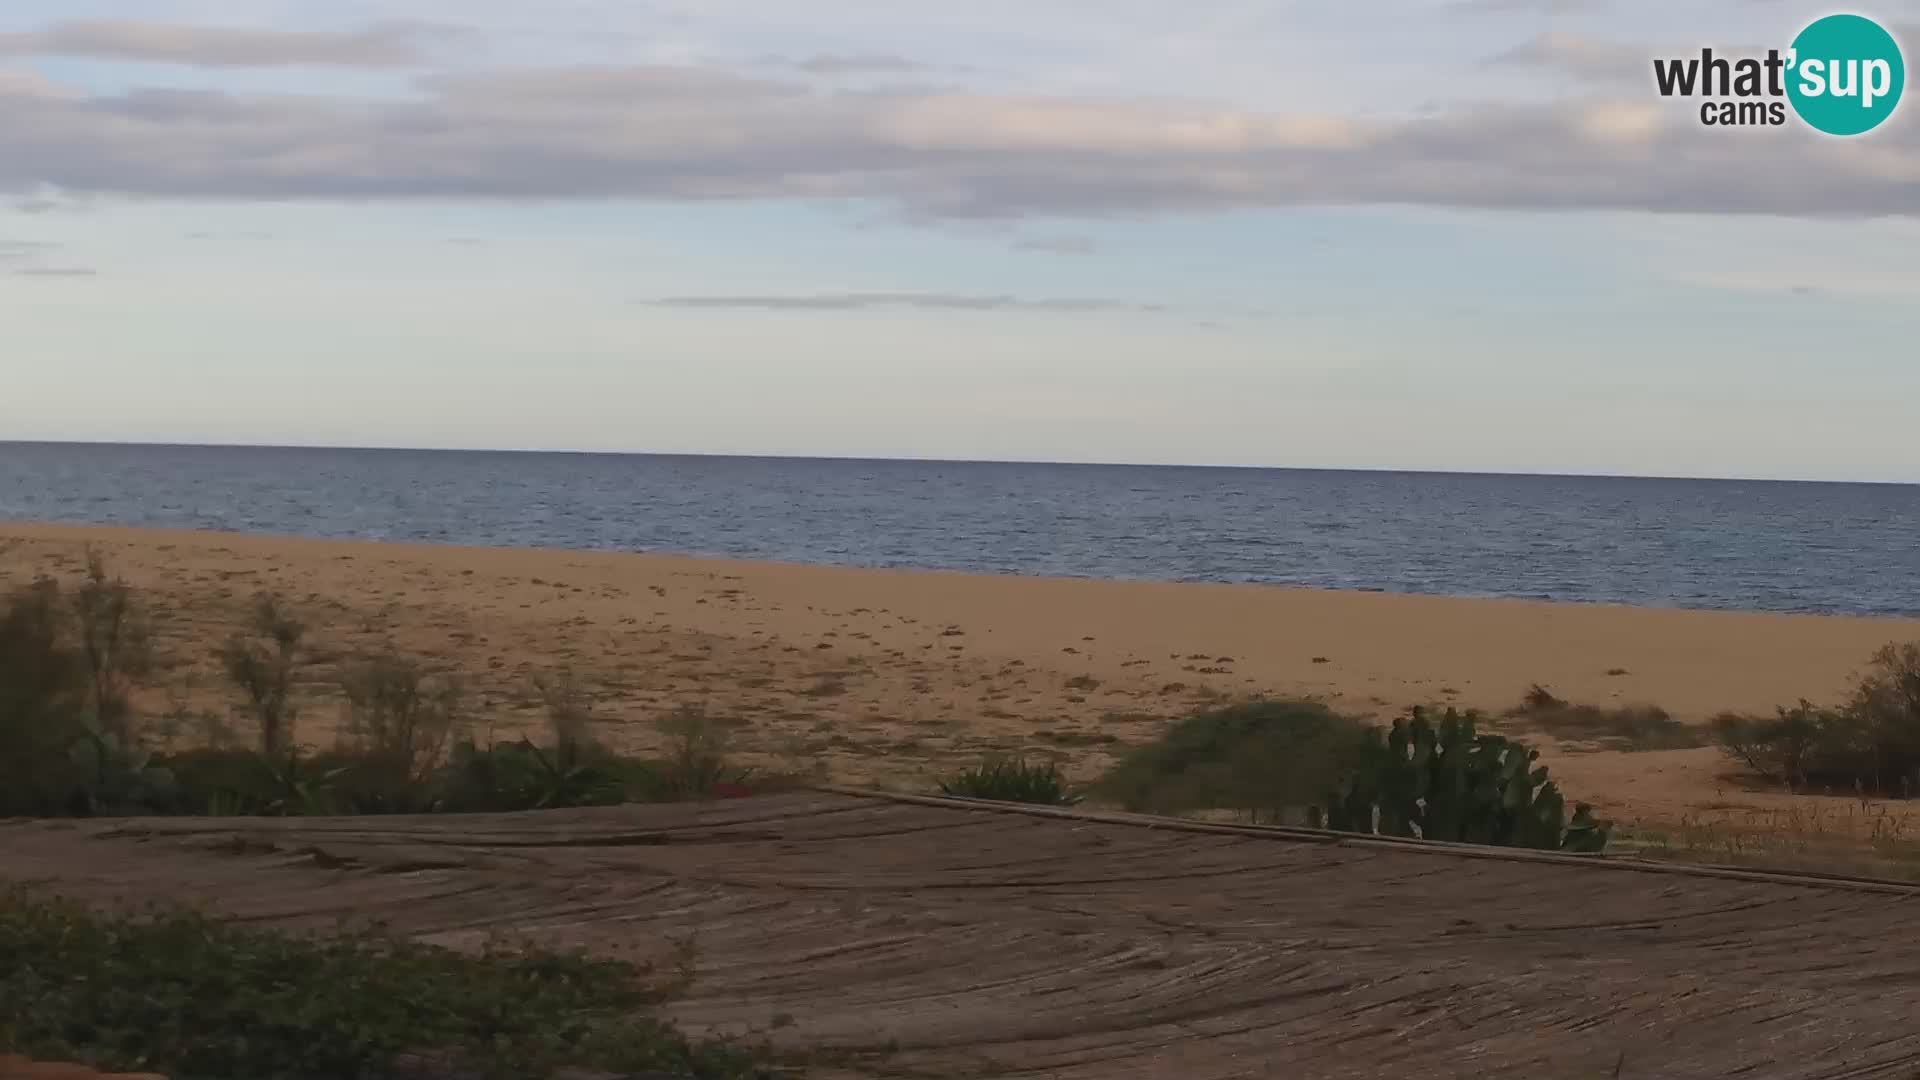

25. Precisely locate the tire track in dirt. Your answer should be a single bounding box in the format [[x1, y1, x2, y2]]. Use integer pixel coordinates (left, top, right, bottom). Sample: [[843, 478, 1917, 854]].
[[6, 792, 1920, 1079]]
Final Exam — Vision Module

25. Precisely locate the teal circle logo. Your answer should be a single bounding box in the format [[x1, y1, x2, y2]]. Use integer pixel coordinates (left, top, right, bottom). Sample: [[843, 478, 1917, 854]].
[[1787, 14, 1905, 135]]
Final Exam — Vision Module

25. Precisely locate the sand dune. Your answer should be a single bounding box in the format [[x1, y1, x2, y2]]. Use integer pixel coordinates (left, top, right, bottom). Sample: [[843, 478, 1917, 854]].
[[4, 522, 1919, 832]]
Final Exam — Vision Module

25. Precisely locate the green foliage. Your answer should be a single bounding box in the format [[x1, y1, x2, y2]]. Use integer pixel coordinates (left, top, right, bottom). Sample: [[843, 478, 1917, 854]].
[[1711, 702, 1838, 792], [70, 550, 151, 744], [650, 706, 754, 800], [1314, 707, 1610, 852], [0, 579, 89, 815], [939, 757, 1079, 805], [1714, 643, 1920, 796], [0, 887, 768, 1080], [1091, 699, 1373, 821], [66, 724, 178, 816], [155, 748, 346, 817], [440, 737, 631, 813]]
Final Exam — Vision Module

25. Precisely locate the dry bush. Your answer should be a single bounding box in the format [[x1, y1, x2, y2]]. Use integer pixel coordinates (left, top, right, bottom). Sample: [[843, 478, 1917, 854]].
[[1509, 685, 1704, 752], [216, 594, 305, 758], [338, 650, 463, 787]]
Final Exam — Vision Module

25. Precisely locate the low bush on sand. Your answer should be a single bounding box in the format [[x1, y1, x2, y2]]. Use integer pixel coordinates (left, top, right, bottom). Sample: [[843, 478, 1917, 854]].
[[1091, 699, 1374, 823], [1713, 643, 1920, 795], [939, 757, 1078, 805], [1507, 685, 1704, 752], [1094, 699, 1608, 850], [0, 887, 767, 1080]]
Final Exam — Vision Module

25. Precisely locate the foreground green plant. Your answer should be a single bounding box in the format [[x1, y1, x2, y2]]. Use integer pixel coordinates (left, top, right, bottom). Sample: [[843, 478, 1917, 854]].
[[1092, 699, 1372, 821], [0, 887, 768, 1080], [1317, 707, 1609, 852], [940, 757, 1079, 805]]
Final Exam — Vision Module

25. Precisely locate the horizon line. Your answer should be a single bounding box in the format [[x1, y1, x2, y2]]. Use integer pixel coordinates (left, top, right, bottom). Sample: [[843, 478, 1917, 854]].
[[4, 438, 1917, 488]]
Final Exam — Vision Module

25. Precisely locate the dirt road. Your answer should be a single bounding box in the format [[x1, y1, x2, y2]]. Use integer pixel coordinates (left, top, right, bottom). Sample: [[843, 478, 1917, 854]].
[[5, 792, 1918, 1079]]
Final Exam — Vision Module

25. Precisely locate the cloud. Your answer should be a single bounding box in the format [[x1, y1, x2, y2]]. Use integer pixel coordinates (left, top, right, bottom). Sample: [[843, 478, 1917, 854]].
[[0, 240, 53, 260], [0, 19, 459, 68], [647, 292, 1165, 312], [1455, 0, 1609, 12], [1013, 234, 1099, 255], [787, 54, 930, 75], [1489, 32, 1651, 86], [11, 266, 98, 277], [0, 52, 1915, 219]]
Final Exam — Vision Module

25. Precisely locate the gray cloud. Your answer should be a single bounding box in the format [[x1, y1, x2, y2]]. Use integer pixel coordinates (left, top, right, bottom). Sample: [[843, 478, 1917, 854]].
[[1014, 234, 1099, 255], [648, 292, 1165, 312], [0, 240, 53, 260], [1489, 32, 1650, 85], [11, 266, 98, 277], [0, 53, 1915, 220], [788, 54, 930, 75], [1454, 0, 1610, 12], [0, 20, 459, 68]]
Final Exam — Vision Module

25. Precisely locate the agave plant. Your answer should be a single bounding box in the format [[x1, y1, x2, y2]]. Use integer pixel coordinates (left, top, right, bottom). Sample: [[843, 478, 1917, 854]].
[[67, 721, 177, 815], [939, 757, 1079, 806]]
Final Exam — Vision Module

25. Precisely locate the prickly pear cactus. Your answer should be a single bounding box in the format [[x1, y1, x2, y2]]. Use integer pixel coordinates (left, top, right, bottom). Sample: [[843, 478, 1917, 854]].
[[1316, 708, 1610, 853]]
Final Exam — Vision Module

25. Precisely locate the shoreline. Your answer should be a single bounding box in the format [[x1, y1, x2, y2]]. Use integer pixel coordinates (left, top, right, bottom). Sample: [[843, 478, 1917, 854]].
[[5, 516, 1916, 622]]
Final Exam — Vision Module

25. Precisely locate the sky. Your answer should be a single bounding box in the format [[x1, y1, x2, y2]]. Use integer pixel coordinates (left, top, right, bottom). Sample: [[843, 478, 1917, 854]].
[[2, 1, 1918, 481]]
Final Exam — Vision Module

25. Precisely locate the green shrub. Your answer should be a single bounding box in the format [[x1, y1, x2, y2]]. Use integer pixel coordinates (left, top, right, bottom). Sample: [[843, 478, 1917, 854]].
[[939, 757, 1078, 805], [70, 551, 150, 745], [1846, 642, 1920, 793], [648, 706, 753, 800], [0, 579, 89, 815], [1710, 702, 1839, 791], [440, 738, 631, 813], [155, 748, 347, 817], [1713, 643, 1920, 796], [1317, 708, 1609, 852], [0, 887, 766, 1079], [1091, 699, 1372, 822]]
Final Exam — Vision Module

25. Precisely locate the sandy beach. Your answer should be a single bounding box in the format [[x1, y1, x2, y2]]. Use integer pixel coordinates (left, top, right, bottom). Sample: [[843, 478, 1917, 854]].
[[5, 521, 1920, 833]]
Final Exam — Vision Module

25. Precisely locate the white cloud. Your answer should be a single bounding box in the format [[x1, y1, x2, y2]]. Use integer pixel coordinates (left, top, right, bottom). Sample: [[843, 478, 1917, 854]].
[[0, 20, 1915, 220]]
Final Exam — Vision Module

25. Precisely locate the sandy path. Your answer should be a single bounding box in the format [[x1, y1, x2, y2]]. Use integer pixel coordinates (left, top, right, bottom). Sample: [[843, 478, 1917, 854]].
[[4, 522, 1919, 830], [6, 792, 1920, 1080]]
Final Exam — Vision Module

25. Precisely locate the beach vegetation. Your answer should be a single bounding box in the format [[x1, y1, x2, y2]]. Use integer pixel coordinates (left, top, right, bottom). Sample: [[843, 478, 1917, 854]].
[[1507, 685, 1704, 751], [1094, 699, 1607, 850], [1093, 699, 1374, 822], [1713, 642, 1920, 796], [0, 886, 768, 1080], [1315, 707, 1610, 852], [1, 563, 775, 818], [939, 756, 1079, 805], [216, 592, 306, 760]]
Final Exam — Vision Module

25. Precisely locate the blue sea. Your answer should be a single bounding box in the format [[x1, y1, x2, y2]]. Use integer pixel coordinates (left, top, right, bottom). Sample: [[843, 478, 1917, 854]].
[[2, 442, 1917, 617]]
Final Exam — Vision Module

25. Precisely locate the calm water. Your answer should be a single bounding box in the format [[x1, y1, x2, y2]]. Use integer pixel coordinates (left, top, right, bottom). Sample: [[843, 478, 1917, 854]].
[[2, 442, 1917, 617]]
